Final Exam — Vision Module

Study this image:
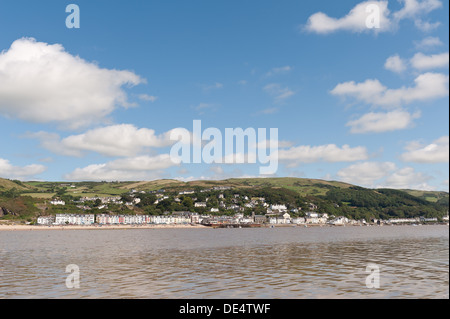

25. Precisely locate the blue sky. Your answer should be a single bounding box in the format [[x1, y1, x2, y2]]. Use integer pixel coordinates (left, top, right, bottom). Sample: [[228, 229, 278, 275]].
[[0, 0, 448, 191]]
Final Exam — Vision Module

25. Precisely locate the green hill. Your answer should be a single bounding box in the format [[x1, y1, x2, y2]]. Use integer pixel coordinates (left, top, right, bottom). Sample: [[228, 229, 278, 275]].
[[120, 177, 354, 196], [1, 177, 448, 222], [0, 178, 31, 191]]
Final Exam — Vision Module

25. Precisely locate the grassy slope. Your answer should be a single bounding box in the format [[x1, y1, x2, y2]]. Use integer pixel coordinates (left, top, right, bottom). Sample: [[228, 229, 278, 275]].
[[0, 178, 31, 191], [119, 177, 356, 196], [2, 176, 448, 202]]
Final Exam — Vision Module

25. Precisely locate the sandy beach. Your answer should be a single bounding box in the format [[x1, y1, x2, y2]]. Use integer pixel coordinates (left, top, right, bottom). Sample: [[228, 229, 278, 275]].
[[0, 224, 210, 231]]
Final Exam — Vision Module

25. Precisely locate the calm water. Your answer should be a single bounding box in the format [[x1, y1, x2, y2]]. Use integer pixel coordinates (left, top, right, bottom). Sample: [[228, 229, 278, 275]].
[[0, 225, 448, 299]]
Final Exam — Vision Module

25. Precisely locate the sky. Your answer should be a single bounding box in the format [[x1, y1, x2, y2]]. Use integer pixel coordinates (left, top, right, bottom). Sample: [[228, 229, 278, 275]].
[[0, 0, 448, 191]]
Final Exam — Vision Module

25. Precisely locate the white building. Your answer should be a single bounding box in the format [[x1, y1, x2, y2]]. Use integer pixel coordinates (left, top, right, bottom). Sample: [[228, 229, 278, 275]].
[[195, 202, 207, 207], [54, 214, 95, 225], [37, 216, 54, 225], [270, 204, 287, 212], [329, 216, 349, 225], [292, 217, 306, 224], [50, 200, 65, 205]]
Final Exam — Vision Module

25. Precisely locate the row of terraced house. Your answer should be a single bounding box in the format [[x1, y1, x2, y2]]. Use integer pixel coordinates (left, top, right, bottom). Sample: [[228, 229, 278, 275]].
[[37, 213, 199, 225]]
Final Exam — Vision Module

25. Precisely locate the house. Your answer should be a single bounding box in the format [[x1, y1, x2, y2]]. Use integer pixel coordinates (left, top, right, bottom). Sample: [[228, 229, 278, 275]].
[[190, 213, 200, 224], [37, 216, 54, 225], [305, 212, 320, 224], [254, 215, 267, 224], [270, 204, 287, 212], [54, 214, 95, 225], [210, 208, 219, 213], [329, 216, 349, 225], [194, 202, 207, 207], [292, 217, 306, 224], [50, 200, 65, 206], [278, 212, 291, 224]]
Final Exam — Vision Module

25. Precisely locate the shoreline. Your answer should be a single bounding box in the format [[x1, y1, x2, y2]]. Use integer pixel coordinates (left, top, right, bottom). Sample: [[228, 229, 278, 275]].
[[0, 224, 210, 231], [0, 223, 447, 231]]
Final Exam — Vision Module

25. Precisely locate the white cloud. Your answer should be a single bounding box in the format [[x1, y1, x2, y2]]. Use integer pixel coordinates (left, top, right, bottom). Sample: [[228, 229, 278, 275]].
[[28, 124, 177, 157], [382, 167, 434, 190], [304, 1, 392, 34], [413, 19, 441, 31], [265, 66, 292, 77], [64, 154, 178, 181], [414, 36, 443, 50], [401, 136, 449, 163], [337, 161, 397, 187], [0, 38, 144, 129], [279, 144, 369, 167], [410, 52, 449, 70], [393, 0, 442, 20], [384, 55, 407, 73], [0, 158, 46, 180], [138, 94, 158, 102], [331, 72, 449, 108], [304, 0, 443, 34], [346, 109, 421, 133], [337, 161, 435, 190], [392, 0, 442, 32], [263, 83, 295, 102]]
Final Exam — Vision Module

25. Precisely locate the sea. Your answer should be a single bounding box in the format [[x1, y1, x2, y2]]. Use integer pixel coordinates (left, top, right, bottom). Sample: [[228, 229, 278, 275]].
[[0, 225, 448, 299]]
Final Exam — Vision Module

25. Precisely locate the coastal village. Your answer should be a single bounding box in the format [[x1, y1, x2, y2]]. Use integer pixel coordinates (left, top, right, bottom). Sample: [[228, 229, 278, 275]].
[[35, 186, 448, 227]]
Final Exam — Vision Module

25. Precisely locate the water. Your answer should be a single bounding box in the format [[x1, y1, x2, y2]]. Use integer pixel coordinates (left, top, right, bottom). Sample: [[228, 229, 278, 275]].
[[0, 225, 448, 299]]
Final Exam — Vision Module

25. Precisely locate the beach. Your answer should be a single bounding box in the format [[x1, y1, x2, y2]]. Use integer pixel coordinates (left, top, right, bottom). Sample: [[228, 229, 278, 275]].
[[0, 224, 210, 231]]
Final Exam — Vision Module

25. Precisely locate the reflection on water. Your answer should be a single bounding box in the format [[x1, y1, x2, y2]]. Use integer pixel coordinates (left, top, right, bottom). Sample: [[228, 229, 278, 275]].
[[0, 225, 448, 298]]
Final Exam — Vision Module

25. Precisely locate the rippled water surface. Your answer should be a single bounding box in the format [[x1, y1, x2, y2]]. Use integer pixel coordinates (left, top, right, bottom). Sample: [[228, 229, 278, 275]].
[[0, 225, 448, 298]]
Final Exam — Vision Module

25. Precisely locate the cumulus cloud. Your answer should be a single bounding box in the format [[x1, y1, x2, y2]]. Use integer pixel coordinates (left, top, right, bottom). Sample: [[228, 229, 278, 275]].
[[337, 161, 397, 187], [336, 161, 434, 190], [0, 158, 46, 180], [304, 1, 392, 34], [410, 52, 449, 70], [64, 154, 178, 181], [346, 109, 421, 133], [414, 36, 444, 50], [27, 124, 179, 157], [278, 144, 369, 167], [393, 0, 442, 20], [0, 38, 144, 129], [401, 136, 449, 163], [413, 19, 441, 31], [304, 0, 442, 34], [331, 72, 449, 108], [382, 167, 434, 190], [384, 55, 407, 73]]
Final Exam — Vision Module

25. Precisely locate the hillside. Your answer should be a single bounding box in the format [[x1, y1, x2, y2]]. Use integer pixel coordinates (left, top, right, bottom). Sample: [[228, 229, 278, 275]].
[[0, 178, 31, 191], [119, 177, 355, 197], [0, 177, 448, 222]]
